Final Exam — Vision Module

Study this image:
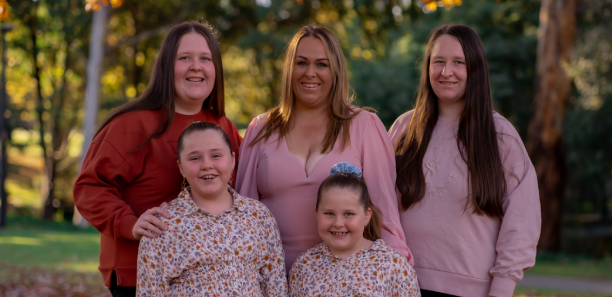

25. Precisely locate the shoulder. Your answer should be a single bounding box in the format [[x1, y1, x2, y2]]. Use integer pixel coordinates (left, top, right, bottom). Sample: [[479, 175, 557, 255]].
[[295, 242, 326, 264], [235, 190, 276, 220], [493, 112, 522, 140], [349, 107, 385, 132], [388, 109, 415, 143], [492, 113, 530, 163], [94, 110, 160, 141]]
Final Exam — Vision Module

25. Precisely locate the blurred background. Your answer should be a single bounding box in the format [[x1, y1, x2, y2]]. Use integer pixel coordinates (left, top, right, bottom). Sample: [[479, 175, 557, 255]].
[[0, 0, 610, 296]]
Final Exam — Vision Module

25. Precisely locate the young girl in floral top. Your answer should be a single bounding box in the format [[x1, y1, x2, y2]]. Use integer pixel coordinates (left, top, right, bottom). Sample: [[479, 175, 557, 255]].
[[137, 122, 288, 296], [289, 163, 420, 297]]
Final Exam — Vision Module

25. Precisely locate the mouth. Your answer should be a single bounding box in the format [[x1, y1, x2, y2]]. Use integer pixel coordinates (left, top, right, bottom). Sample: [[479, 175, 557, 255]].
[[187, 77, 204, 82], [200, 174, 217, 180], [330, 231, 348, 236], [301, 82, 320, 89], [440, 81, 457, 85]]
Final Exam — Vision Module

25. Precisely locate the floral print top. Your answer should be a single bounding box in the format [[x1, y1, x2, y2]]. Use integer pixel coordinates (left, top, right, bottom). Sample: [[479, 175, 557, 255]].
[[289, 240, 420, 297], [137, 186, 288, 297]]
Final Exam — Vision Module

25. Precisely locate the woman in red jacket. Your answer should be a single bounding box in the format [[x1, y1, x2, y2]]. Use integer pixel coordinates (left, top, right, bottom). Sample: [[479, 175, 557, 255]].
[[73, 21, 241, 297]]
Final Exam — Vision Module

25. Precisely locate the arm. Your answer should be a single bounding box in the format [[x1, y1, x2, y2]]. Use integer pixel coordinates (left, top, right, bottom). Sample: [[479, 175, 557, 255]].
[[488, 132, 541, 297], [390, 255, 420, 297], [259, 207, 288, 296], [137, 236, 168, 297], [73, 140, 169, 241], [74, 140, 139, 240], [288, 256, 304, 297], [361, 113, 414, 266], [235, 117, 263, 200]]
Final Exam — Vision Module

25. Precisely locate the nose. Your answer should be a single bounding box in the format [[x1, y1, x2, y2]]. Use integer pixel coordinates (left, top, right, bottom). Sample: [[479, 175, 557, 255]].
[[305, 63, 316, 78], [332, 216, 344, 229], [200, 157, 213, 170], [190, 59, 203, 72], [441, 64, 454, 77]]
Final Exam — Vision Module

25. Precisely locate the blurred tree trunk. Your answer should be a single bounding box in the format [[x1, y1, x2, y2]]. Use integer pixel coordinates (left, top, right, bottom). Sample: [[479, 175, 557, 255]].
[[73, 4, 109, 227], [527, 0, 576, 251]]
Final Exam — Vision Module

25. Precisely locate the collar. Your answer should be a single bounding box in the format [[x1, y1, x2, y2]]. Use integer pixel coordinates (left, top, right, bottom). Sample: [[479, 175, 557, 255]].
[[173, 185, 249, 217], [311, 239, 390, 259]]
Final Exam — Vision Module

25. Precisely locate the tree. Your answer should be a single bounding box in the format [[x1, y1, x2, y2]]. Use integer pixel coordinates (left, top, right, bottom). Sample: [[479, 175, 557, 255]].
[[526, 0, 576, 251]]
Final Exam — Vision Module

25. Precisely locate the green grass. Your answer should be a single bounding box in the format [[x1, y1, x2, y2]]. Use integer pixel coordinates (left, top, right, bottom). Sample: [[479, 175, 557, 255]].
[[0, 216, 100, 273], [526, 254, 612, 280]]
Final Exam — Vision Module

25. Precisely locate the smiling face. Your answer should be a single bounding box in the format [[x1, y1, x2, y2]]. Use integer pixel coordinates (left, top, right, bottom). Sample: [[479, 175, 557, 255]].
[[177, 129, 235, 201], [173, 32, 216, 114], [429, 34, 468, 114], [316, 186, 372, 259], [291, 37, 334, 110]]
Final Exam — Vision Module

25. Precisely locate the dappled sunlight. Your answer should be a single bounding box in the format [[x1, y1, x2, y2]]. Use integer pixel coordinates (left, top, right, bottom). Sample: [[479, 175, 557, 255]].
[[0, 237, 41, 246]]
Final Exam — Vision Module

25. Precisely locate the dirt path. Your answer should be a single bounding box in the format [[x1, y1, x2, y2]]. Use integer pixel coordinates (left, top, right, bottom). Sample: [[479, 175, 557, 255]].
[[519, 274, 612, 294]]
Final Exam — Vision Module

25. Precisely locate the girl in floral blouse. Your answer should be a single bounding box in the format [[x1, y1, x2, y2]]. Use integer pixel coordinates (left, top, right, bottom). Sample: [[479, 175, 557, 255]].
[[137, 122, 288, 296], [289, 163, 420, 297]]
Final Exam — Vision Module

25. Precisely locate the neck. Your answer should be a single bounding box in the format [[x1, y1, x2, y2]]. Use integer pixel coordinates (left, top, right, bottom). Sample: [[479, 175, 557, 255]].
[[292, 103, 329, 125], [174, 102, 203, 115], [437, 99, 464, 120], [190, 187, 234, 216], [329, 237, 374, 260]]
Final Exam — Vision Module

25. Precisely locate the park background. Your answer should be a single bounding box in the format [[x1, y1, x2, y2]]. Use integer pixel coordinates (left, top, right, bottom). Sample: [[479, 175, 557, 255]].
[[0, 0, 610, 296]]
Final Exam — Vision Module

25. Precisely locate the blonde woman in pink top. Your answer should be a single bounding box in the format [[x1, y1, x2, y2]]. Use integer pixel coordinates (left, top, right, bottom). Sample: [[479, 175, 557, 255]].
[[390, 24, 541, 297], [236, 25, 413, 274]]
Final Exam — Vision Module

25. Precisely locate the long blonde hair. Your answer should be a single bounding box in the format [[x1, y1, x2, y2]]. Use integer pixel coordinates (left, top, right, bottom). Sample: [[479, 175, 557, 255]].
[[249, 24, 360, 153]]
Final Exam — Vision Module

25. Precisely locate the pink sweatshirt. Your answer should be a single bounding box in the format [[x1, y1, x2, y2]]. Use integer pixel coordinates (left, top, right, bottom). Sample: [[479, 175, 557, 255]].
[[389, 110, 541, 297], [236, 109, 413, 273]]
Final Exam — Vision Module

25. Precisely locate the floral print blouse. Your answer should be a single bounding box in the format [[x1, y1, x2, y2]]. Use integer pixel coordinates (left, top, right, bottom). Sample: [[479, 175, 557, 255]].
[[289, 240, 420, 297], [137, 186, 288, 296]]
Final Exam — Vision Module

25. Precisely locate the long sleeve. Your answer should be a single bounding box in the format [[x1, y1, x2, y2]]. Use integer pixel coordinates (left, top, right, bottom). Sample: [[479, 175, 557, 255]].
[[361, 113, 413, 266], [488, 123, 541, 297], [74, 139, 139, 241], [236, 117, 264, 200], [287, 256, 304, 297], [137, 236, 168, 297], [259, 208, 289, 296]]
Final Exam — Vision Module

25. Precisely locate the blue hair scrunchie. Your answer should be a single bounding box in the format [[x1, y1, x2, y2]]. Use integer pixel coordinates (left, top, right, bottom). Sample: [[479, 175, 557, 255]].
[[329, 162, 362, 179]]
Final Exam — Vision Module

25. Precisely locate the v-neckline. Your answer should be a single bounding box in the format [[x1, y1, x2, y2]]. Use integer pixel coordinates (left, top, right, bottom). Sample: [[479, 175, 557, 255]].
[[282, 138, 331, 180]]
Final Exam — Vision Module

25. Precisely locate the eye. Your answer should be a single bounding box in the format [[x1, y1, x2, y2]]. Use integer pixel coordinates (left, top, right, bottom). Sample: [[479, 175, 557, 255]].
[[297, 60, 307, 66], [433, 60, 444, 64], [317, 62, 328, 67], [190, 156, 200, 161], [344, 212, 354, 217], [201, 56, 211, 61], [212, 154, 222, 158], [179, 56, 189, 60], [455, 60, 465, 65], [324, 212, 334, 216]]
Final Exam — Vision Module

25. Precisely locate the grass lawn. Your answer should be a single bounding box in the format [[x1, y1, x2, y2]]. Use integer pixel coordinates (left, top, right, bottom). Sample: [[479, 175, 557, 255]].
[[0, 216, 100, 273]]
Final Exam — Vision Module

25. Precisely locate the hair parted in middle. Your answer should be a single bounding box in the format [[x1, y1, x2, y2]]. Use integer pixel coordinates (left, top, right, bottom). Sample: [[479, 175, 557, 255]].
[[94, 20, 226, 150], [249, 24, 361, 153], [394, 24, 507, 218], [316, 172, 382, 242]]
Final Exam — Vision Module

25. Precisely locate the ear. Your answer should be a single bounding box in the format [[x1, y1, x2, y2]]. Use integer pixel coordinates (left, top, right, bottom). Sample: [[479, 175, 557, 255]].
[[177, 159, 184, 176], [231, 151, 236, 171], [364, 207, 372, 227]]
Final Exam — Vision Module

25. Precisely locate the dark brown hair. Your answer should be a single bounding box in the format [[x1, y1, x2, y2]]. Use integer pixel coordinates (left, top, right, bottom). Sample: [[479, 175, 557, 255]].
[[395, 24, 506, 218], [177, 122, 231, 161], [94, 21, 225, 150], [249, 24, 361, 153], [316, 173, 382, 241]]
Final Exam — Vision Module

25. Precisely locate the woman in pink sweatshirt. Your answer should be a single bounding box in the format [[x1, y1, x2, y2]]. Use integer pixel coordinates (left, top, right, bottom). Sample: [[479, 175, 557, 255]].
[[389, 24, 541, 297], [236, 24, 413, 274]]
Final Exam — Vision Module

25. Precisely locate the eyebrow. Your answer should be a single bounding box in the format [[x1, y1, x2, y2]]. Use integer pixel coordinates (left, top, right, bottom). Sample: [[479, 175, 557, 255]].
[[432, 55, 465, 60], [185, 148, 224, 155], [296, 55, 329, 61], [177, 51, 212, 55]]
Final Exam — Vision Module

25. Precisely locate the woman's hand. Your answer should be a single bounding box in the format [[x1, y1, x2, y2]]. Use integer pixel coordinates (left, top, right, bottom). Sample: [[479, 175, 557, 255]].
[[131, 203, 171, 240]]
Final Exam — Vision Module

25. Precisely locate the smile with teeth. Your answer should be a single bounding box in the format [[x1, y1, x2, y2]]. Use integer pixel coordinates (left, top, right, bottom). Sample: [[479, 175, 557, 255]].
[[302, 83, 320, 88], [331, 231, 348, 236], [187, 78, 204, 82], [440, 81, 457, 85], [201, 175, 216, 180]]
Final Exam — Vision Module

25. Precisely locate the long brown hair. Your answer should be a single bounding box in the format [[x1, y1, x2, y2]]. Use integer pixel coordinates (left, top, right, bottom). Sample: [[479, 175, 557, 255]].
[[316, 173, 382, 241], [395, 24, 506, 218], [94, 21, 225, 149], [249, 24, 359, 153]]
